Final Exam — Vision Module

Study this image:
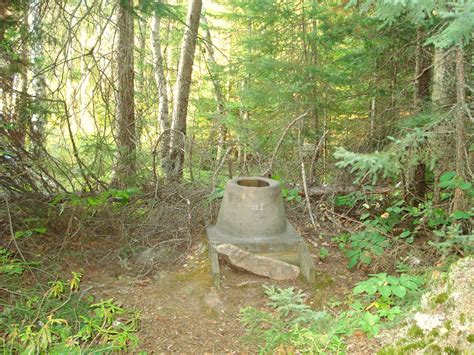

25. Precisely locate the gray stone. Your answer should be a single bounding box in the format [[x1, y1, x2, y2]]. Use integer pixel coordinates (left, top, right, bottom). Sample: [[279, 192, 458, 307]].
[[135, 246, 173, 266], [377, 256, 474, 353], [216, 244, 300, 281]]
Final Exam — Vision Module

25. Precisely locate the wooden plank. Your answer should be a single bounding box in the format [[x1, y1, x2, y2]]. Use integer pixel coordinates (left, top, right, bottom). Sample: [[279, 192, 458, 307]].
[[297, 242, 316, 283], [209, 242, 221, 288]]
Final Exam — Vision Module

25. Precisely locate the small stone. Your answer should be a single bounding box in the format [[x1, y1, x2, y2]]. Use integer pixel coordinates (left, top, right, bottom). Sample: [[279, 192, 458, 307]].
[[414, 313, 445, 332], [135, 248, 155, 266], [204, 289, 225, 313], [216, 244, 300, 281], [135, 246, 173, 266]]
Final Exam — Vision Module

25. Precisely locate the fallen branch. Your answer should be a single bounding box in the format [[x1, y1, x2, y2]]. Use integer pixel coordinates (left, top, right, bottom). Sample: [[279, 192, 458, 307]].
[[300, 185, 393, 197]]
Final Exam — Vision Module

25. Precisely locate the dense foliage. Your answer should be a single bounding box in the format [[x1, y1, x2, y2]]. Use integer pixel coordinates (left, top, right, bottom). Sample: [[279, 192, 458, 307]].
[[0, 0, 472, 352]]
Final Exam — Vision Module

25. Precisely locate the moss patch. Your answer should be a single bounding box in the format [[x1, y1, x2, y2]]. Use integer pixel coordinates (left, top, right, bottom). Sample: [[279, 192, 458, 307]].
[[425, 344, 442, 354], [433, 292, 449, 305], [312, 272, 334, 290], [444, 346, 461, 354], [407, 325, 424, 338]]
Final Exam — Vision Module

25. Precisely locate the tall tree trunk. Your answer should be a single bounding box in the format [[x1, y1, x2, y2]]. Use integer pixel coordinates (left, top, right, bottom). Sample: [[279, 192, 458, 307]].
[[432, 47, 456, 108], [452, 45, 468, 213], [413, 30, 432, 109], [29, 0, 47, 154], [12, 1, 30, 148], [0, 0, 15, 126], [306, 1, 320, 184], [115, 0, 136, 186], [432, 46, 456, 203], [151, 5, 170, 171], [201, 13, 227, 163], [408, 30, 432, 202], [168, 0, 202, 180], [136, 21, 146, 151]]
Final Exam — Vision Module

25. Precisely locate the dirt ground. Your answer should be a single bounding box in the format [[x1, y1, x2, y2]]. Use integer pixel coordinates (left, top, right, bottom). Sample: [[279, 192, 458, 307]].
[[52, 231, 378, 353], [4, 193, 383, 353]]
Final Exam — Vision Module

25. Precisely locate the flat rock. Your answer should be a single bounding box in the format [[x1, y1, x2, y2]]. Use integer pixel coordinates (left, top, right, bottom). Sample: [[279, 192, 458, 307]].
[[135, 246, 173, 266], [216, 244, 300, 281]]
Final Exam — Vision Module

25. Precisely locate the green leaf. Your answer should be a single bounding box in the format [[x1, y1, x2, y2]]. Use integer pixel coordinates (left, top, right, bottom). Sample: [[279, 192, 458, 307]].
[[400, 275, 423, 290], [347, 253, 359, 268], [360, 251, 372, 265], [439, 171, 456, 182], [399, 230, 410, 238], [392, 286, 407, 298], [451, 210, 471, 220], [459, 182, 472, 190], [354, 282, 377, 295], [379, 285, 391, 298], [15, 230, 33, 239], [372, 245, 385, 255], [360, 212, 370, 220], [439, 181, 454, 188]]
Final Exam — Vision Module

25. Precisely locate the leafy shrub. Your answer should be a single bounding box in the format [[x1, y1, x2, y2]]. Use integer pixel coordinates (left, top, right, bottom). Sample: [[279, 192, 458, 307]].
[[240, 280, 425, 352], [0, 259, 140, 353], [353, 273, 424, 302], [240, 286, 341, 353], [335, 231, 389, 268], [0, 248, 28, 275]]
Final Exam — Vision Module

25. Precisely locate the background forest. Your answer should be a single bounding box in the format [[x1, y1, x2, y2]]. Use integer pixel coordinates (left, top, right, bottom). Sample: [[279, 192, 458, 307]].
[[0, 0, 473, 353]]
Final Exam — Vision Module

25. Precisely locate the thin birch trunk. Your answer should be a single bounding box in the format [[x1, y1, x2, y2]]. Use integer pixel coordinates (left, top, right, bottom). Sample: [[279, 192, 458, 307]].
[[453, 45, 468, 212], [168, 0, 202, 180], [29, 0, 47, 153], [201, 13, 227, 163], [151, 6, 170, 171]]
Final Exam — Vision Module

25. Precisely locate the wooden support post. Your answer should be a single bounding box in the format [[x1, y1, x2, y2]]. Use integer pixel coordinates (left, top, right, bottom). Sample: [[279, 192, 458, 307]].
[[209, 242, 221, 288], [298, 242, 316, 283]]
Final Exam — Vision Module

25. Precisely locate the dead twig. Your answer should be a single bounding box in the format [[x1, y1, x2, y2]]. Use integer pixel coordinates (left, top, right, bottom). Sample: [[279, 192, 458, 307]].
[[297, 124, 317, 232], [261, 110, 309, 177], [212, 146, 232, 189]]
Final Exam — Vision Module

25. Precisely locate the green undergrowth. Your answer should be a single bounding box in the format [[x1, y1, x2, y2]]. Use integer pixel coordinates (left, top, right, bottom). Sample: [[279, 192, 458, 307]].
[[0, 248, 140, 353], [240, 170, 472, 352], [332, 172, 473, 270], [240, 272, 425, 353]]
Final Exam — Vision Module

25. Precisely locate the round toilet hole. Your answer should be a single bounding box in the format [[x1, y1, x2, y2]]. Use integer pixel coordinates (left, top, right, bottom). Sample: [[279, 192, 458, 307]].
[[237, 179, 270, 187]]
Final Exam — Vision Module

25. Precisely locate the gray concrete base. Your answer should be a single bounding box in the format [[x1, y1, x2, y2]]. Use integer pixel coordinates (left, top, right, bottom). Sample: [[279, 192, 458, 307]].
[[207, 223, 316, 286], [207, 177, 316, 287]]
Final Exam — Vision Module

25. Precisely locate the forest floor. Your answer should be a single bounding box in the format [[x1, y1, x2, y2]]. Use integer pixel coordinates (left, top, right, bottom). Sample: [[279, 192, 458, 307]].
[[4, 189, 384, 353], [54, 232, 379, 353]]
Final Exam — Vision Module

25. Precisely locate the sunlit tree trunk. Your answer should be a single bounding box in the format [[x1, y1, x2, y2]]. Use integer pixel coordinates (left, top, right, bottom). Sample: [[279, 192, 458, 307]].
[[114, 0, 136, 186], [136, 22, 146, 151], [202, 13, 227, 163], [304, 0, 321, 184], [432, 47, 455, 108], [30, 0, 47, 154], [452, 45, 468, 213], [12, 1, 30, 148], [1, 1, 18, 142], [151, 4, 170, 171], [168, 0, 202, 180]]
